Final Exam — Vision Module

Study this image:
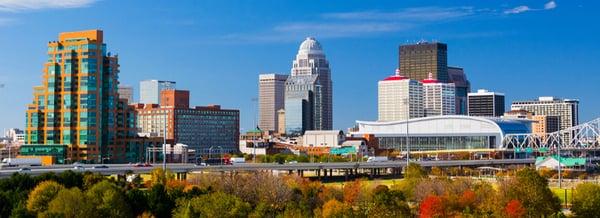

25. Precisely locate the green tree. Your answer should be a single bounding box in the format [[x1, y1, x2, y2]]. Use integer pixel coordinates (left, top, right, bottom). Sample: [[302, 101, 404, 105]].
[[173, 192, 251, 218], [297, 155, 310, 163], [367, 185, 410, 217], [57, 170, 84, 188], [26, 180, 65, 214], [44, 187, 96, 218], [572, 183, 600, 218], [273, 153, 286, 164], [85, 180, 132, 217], [126, 188, 148, 217], [405, 163, 427, 179], [498, 168, 561, 217], [393, 163, 427, 200], [0, 173, 36, 217], [149, 168, 174, 187], [83, 172, 106, 189], [147, 183, 175, 218]]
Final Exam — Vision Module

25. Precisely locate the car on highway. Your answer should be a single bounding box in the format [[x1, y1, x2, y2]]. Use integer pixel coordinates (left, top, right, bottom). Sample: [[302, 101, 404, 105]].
[[134, 163, 152, 167], [73, 166, 85, 170], [18, 168, 31, 172], [92, 165, 109, 169], [195, 163, 208, 167]]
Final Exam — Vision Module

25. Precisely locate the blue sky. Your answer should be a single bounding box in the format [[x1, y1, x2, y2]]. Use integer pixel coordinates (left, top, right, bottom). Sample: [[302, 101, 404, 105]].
[[0, 0, 599, 133]]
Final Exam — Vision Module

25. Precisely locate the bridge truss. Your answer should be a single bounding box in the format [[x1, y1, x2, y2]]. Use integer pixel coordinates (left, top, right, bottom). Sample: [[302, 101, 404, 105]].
[[502, 118, 600, 150]]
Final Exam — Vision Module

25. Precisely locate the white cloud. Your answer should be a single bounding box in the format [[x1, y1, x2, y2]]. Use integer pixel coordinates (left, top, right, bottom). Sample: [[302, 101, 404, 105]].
[[323, 7, 475, 21], [0, 0, 97, 12], [253, 7, 474, 41], [274, 22, 411, 36], [545, 1, 557, 10], [505, 1, 557, 14], [504, 5, 531, 14]]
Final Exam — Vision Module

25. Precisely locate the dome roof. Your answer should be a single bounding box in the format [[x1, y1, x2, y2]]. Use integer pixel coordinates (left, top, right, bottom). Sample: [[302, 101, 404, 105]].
[[298, 37, 323, 55]]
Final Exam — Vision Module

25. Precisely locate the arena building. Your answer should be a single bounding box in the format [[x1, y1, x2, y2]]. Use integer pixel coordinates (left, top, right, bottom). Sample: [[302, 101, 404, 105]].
[[351, 115, 531, 153]]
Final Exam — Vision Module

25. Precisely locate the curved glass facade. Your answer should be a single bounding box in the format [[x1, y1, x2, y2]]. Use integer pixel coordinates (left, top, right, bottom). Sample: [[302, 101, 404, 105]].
[[379, 136, 491, 151], [356, 116, 531, 152]]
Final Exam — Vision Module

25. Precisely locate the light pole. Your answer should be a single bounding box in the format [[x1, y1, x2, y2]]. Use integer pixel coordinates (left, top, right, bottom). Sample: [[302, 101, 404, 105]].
[[162, 111, 167, 171], [217, 146, 223, 165], [403, 97, 410, 167], [252, 97, 258, 163], [558, 141, 562, 188]]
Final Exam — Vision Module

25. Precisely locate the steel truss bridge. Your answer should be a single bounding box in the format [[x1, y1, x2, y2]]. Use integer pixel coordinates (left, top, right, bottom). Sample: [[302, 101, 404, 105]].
[[502, 118, 600, 151]]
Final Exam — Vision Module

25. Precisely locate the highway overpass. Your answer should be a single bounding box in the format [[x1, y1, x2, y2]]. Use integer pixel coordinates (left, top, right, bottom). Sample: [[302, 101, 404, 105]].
[[0, 159, 535, 179]]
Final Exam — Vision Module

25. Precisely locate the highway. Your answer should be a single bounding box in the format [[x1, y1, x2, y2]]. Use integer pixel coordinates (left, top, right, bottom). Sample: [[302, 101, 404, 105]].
[[0, 158, 535, 178]]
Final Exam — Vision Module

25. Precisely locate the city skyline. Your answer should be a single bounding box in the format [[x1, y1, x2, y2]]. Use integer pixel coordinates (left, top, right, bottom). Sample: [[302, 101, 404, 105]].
[[1, 0, 600, 132]]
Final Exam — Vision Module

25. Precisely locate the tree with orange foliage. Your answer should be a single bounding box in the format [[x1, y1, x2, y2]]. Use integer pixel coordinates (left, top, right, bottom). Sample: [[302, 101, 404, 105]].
[[321, 199, 350, 218], [342, 179, 363, 205], [505, 199, 525, 218], [420, 195, 446, 218], [458, 189, 477, 210]]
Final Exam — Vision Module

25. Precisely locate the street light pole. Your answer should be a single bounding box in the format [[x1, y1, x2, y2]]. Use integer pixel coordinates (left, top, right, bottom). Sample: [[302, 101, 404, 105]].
[[252, 97, 258, 163], [404, 97, 410, 167], [163, 111, 167, 171], [218, 146, 223, 165], [558, 141, 562, 188]]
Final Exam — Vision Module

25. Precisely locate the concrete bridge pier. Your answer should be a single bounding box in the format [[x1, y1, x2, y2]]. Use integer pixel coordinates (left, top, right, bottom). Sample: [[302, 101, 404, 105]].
[[344, 169, 348, 181], [175, 172, 187, 180]]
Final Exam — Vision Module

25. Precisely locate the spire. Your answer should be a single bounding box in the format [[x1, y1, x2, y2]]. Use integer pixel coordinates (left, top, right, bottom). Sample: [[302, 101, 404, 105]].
[[421, 72, 439, 83], [383, 69, 408, 81]]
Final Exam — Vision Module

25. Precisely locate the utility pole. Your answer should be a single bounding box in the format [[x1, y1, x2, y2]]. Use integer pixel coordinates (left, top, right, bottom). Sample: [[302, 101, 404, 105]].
[[558, 140, 562, 188], [163, 111, 167, 171], [404, 97, 410, 167], [252, 97, 258, 163]]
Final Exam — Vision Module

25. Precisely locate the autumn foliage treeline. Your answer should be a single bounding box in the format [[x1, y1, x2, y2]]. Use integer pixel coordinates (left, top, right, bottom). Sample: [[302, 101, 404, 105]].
[[1, 164, 600, 217]]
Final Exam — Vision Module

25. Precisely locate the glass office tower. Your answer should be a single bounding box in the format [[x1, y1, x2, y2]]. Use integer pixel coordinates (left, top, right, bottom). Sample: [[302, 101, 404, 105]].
[[285, 37, 332, 135], [23, 30, 141, 163]]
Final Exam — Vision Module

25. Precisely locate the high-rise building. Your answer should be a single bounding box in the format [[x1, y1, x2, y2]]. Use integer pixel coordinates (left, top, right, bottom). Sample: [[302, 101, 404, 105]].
[[135, 90, 240, 156], [140, 80, 176, 104], [399, 42, 448, 82], [448, 66, 470, 115], [511, 97, 579, 132], [422, 73, 456, 117], [118, 84, 134, 103], [532, 115, 560, 137], [468, 89, 505, 117], [23, 30, 148, 163], [378, 69, 424, 121], [277, 109, 286, 135], [285, 37, 333, 135], [258, 74, 288, 132], [160, 89, 190, 109]]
